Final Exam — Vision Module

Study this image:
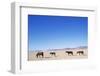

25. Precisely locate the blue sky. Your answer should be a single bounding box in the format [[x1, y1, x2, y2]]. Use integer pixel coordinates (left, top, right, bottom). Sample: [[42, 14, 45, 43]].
[[28, 15, 88, 51]]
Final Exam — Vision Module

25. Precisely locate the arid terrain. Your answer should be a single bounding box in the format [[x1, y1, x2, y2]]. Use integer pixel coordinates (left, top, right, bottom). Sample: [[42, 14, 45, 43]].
[[28, 47, 88, 61]]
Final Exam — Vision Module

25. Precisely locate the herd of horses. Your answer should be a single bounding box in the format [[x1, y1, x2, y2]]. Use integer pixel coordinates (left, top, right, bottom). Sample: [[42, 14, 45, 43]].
[[36, 51, 84, 58]]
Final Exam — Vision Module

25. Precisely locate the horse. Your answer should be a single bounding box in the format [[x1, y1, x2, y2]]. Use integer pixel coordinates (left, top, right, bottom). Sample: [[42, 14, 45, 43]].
[[50, 52, 56, 57], [36, 52, 44, 58], [65, 51, 73, 55], [77, 51, 84, 55]]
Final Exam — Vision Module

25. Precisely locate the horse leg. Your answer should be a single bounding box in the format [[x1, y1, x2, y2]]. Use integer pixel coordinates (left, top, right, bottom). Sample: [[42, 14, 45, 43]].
[[71, 53, 73, 55], [54, 54, 55, 56], [41, 55, 43, 58], [82, 52, 84, 55], [68, 53, 70, 56], [36, 54, 38, 58]]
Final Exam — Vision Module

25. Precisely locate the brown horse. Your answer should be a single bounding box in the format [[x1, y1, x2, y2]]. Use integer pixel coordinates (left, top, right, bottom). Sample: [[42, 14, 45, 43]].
[[36, 52, 44, 58], [50, 52, 56, 56], [77, 51, 84, 55], [65, 51, 73, 55]]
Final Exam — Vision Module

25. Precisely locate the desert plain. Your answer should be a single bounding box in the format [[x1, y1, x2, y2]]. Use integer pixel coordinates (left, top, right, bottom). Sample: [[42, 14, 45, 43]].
[[28, 47, 88, 61]]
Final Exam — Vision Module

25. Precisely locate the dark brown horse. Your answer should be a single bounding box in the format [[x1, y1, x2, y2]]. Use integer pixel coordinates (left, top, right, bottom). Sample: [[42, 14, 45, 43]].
[[50, 52, 56, 56], [65, 51, 73, 55], [36, 52, 44, 58], [77, 51, 84, 55]]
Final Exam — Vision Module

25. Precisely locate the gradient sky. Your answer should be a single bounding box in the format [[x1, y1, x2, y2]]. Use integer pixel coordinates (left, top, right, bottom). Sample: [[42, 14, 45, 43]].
[[28, 15, 88, 51]]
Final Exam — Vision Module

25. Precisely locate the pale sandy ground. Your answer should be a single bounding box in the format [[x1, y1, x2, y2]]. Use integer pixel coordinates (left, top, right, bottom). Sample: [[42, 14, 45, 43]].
[[28, 48, 88, 61]]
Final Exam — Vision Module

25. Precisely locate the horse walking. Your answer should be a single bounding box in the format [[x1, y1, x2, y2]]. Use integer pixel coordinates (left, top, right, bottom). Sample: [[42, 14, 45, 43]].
[[50, 52, 56, 57], [65, 51, 73, 55], [36, 52, 44, 58], [77, 51, 84, 55]]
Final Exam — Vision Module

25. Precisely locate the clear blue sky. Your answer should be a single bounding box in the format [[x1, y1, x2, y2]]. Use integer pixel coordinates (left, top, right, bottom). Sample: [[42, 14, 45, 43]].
[[28, 15, 88, 51]]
